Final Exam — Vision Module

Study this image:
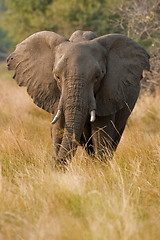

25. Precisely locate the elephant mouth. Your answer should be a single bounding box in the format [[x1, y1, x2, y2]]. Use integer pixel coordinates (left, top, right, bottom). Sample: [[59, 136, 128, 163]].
[[52, 108, 96, 124], [51, 87, 97, 125]]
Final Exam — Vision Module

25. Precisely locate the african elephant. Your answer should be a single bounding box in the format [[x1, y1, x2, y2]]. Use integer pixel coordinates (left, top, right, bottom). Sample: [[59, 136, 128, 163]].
[[7, 30, 150, 167]]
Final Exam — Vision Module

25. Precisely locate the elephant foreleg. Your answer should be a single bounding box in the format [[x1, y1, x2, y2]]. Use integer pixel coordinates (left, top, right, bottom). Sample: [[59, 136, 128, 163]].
[[91, 115, 116, 159], [111, 105, 131, 151], [50, 114, 64, 164], [80, 119, 94, 154], [111, 123, 126, 152]]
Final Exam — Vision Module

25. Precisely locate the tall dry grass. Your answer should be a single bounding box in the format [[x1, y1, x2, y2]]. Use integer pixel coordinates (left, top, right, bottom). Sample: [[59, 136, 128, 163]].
[[0, 63, 160, 240]]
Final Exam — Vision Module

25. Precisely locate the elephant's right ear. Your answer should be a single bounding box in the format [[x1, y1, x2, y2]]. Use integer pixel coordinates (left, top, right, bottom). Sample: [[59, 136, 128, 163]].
[[7, 31, 67, 113], [92, 34, 150, 116]]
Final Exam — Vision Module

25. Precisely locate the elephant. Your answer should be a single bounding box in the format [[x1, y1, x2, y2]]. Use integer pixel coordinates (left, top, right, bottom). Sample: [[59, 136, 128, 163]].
[[7, 30, 150, 167]]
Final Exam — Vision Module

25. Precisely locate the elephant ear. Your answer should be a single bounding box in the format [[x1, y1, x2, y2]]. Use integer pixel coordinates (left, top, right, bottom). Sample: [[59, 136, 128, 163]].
[[93, 34, 150, 116], [69, 30, 97, 42], [7, 31, 67, 113]]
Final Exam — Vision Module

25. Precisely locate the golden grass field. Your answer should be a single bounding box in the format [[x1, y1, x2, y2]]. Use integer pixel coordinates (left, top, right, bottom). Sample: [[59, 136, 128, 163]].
[[0, 62, 160, 240]]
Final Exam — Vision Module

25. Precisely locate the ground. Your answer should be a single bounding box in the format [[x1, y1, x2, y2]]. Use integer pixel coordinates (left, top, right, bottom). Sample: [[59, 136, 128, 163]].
[[0, 62, 160, 240]]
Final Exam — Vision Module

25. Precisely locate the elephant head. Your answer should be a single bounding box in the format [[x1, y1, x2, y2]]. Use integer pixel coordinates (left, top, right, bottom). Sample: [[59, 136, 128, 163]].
[[7, 30, 150, 161]]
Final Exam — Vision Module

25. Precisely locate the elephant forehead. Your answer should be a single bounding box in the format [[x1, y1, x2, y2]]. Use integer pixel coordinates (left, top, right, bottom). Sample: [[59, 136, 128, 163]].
[[56, 42, 102, 60], [55, 42, 103, 71]]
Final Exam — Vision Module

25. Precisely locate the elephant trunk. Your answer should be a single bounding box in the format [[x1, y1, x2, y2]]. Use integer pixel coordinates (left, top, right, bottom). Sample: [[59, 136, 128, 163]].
[[54, 77, 97, 165], [57, 107, 87, 162], [57, 79, 93, 163]]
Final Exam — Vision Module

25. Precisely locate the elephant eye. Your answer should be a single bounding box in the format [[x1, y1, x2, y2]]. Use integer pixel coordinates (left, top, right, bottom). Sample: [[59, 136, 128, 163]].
[[96, 74, 100, 79], [54, 74, 60, 81]]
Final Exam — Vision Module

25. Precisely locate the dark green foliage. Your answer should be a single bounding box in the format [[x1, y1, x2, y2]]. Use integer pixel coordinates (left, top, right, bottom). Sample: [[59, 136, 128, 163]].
[[1, 0, 124, 43], [1, 0, 54, 45], [0, 0, 6, 11], [0, 27, 9, 51], [0, 27, 11, 60], [0, 0, 159, 53]]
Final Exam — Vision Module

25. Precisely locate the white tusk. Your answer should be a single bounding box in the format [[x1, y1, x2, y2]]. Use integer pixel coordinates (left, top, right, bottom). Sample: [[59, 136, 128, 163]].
[[90, 110, 96, 122], [51, 110, 61, 124]]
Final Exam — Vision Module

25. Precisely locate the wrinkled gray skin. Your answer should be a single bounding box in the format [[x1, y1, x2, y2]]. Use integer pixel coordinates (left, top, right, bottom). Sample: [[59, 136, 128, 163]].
[[7, 30, 150, 167]]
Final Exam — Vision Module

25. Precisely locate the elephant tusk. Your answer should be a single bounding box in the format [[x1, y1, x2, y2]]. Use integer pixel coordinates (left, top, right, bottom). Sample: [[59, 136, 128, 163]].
[[52, 110, 61, 124], [90, 110, 96, 122]]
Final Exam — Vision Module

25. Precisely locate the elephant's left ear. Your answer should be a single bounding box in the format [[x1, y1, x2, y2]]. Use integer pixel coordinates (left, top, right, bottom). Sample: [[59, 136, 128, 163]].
[[92, 34, 150, 116], [7, 31, 67, 114]]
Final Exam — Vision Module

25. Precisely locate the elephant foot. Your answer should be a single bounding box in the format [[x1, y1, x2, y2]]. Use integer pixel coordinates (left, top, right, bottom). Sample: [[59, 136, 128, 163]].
[[56, 158, 70, 172], [94, 146, 115, 162], [51, 156, 70, 172]]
